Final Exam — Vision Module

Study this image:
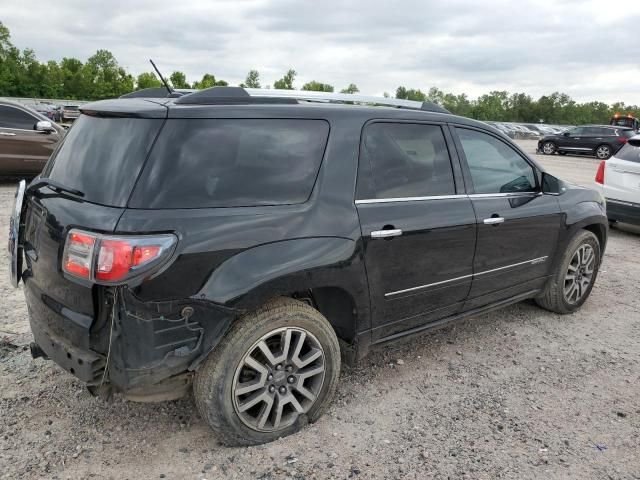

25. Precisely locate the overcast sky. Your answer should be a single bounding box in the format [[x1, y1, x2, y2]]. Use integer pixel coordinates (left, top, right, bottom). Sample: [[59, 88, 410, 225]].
[[2, 0, 640, 104]]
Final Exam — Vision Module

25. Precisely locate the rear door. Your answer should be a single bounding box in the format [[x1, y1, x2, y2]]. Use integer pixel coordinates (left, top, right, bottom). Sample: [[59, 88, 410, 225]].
[[0, 104, 60, 174], [452, 126, 562, 308], [355, 121, 477, 340], [557, 127, 587, 152]]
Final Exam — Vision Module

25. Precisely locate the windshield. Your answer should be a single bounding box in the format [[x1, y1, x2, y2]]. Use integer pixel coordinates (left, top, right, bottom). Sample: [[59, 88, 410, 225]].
[[43, 115, 163, 206]]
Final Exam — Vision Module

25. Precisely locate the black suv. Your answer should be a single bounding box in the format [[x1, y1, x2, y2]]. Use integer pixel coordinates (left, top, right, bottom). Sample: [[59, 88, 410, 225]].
[[538, 125, 635, 159], [9, 87, 608, 446]]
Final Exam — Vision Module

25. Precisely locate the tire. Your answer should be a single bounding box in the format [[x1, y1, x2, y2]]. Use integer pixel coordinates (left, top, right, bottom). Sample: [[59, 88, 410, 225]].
[[542, 141, 556, 155], [535, 230, 601, 314], [595, 144, 612, 160], [194, 297, 341, 446]]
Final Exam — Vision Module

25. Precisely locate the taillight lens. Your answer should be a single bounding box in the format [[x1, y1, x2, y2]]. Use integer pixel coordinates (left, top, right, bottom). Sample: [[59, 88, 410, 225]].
[[62, 229, 177, 284], [618, 137, 628, 143], [595, 161, 605, 185]]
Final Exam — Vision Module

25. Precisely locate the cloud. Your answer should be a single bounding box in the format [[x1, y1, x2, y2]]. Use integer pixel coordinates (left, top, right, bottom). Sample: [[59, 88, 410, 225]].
[[1, 0, 639, 103]]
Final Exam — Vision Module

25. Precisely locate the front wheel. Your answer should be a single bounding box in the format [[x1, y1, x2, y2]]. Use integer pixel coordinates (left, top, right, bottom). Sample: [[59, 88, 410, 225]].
[[542, 141, 556, 155], [194, 297, 341, 446], [536, 230, 601, 314], [595, 144, 612, 160]]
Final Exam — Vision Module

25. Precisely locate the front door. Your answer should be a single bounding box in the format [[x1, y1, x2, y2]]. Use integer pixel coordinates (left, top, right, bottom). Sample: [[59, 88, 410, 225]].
[[0, 104, 60, 174], [356, 121, 477, 340], [557, 126, 590, 154], [453, 126, 563, 308]]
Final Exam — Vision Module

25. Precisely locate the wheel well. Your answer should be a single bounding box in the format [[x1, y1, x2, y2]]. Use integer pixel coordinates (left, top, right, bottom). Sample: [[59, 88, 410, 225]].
[[583, 224, 605, 250], [288, 287, 357, 343]]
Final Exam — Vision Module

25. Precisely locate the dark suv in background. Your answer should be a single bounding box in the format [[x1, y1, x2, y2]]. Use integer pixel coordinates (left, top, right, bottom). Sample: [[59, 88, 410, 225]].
[[538, 125, 635, 159], [10, 87, 608, 446]]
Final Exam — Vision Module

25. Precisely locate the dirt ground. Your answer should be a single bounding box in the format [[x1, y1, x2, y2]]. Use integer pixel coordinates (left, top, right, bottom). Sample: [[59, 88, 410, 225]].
[[1, 142, 639, 479]]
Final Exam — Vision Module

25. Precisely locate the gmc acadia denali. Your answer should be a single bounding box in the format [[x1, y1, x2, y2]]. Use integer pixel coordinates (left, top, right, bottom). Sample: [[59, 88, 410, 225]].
[[9, 87, 608, 445]]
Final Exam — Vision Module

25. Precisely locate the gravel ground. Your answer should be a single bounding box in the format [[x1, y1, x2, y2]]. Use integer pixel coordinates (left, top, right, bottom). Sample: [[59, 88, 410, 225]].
[[1, 142, 639, 479]]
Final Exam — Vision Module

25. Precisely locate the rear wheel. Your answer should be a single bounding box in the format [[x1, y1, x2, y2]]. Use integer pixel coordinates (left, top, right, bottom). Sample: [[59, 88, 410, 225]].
[[542, 141, 556, 155], [536, 230, 601, 314], [595, 144, 612, 160], [194, 297, 341, 446]]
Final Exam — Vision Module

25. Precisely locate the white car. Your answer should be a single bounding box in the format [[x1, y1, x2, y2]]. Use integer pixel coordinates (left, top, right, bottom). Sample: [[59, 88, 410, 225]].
[[595, 135, 640, 225]]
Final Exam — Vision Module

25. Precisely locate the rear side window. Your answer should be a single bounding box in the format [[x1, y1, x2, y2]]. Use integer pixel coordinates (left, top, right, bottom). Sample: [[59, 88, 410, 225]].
[[620, 129, 636, 138], [130, 119, 329, 209], [616, 141, 640, 163], [360, 122, 455, 199], [44, 115, 163, 207], [457, 128, 536, 194], [0, 105, 38, 130]]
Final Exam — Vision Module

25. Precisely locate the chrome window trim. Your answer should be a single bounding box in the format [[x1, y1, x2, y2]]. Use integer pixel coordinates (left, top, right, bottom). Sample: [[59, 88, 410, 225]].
[[384, 256, 548, 298], [355, 192, 540, 204], [355, 194, 466, 205], [607, 198, 639, 208]]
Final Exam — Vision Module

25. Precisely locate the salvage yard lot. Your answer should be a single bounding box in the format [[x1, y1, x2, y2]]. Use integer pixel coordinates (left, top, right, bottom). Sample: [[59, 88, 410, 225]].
[[0, 140, 638, 479]]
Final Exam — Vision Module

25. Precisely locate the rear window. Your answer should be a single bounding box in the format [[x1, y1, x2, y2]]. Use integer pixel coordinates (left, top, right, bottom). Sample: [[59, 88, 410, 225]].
[[129, 119, 330, 209], [616, 141, 640, 163], [620, 129, 636, 138], [43, 115, 163, 206], [64, 106, 79, 110]]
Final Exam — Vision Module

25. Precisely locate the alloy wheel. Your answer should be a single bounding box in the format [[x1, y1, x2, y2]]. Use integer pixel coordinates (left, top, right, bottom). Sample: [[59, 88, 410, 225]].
[[564, 244, 596, 304], [596, 145, 611, 159], [232, 327, 326, 432], [542, 142, 555, 154]]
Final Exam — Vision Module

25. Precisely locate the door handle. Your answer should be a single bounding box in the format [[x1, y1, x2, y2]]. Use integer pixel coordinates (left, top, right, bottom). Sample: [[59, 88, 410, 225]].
[[371, 228, 403, 239], [483, 217, 505, 225], [0, 132, 17, 136]]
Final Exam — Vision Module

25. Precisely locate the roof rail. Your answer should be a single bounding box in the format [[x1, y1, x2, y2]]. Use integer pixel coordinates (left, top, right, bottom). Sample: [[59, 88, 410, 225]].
[[174, 86, 298, 105], [245, 88, 450, 113], [119, 87, 195, 99]]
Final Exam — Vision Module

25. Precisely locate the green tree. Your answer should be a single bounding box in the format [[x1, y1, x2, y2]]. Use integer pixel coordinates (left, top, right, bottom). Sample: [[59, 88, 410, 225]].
[[136, 72, 162, 90], [192, 73, 228, 89], [81, 49, 133, 99], [273, 69, 296, 90], [241, 69, 261, 88], [395, 86, 426, 101], [169, 71, 190, 89], [340, 83, 359, 94], [301, 80, 334, 92]]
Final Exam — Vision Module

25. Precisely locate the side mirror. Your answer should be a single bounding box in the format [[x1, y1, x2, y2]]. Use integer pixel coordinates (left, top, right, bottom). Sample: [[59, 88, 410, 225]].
[[35, 120, 54, 133], [563, 132, 570, 137], [541, 172, 565, 195]]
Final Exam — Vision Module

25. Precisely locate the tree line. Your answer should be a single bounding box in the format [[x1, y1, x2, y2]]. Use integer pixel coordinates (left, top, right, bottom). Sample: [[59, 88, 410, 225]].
[[0, 22, 636, 124]]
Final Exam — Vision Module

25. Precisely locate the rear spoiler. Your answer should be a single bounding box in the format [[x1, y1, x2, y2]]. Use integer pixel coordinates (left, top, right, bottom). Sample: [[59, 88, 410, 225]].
[[119, 88, 195, 99]]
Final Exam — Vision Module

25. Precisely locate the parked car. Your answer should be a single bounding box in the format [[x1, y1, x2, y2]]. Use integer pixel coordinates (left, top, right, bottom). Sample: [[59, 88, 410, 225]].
[[538, 125, 635, 159], [594, 135, 640, 226], [61, 105, 80, 122], [10, 87, 608, 446], [0, 100, 65, 175]]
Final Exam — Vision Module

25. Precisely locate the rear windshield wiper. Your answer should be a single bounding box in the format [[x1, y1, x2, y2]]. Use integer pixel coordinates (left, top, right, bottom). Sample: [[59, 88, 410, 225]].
[[26, 178, 85, 198]]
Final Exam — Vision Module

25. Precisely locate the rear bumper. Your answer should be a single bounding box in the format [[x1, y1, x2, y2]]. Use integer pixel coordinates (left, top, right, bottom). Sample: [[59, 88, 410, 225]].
[[25, 278, 236, 397], [606, 198, 640, 225]]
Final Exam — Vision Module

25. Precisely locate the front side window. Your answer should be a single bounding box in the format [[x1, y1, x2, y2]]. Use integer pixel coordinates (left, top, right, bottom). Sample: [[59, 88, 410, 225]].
[[568, 127, 586, 136], [0, 105, 38, 130], [360, 122, 455, 199], [457, 128, 536, 194]]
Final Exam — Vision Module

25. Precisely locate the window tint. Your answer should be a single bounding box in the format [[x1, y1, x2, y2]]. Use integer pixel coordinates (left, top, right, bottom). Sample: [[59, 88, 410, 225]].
[[616, 141, 640, 163], [44, 115, 163, 207], [568, 127, 586, 136], [0, 105, 38, 130], [130, 119, 329, 209], [457, 128, 536, 194], [361, 123, 455, 198]]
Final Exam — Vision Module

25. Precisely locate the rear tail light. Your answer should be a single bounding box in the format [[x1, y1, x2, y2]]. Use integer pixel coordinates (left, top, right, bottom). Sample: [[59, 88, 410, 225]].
[[62, 229, 177, 284], [595, 161, 605, 185], [617, 136, 628, 143]]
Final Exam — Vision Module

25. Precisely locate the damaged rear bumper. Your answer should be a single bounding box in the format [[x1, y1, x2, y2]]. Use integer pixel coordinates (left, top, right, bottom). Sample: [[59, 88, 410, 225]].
[[25, 280, 237, 400]]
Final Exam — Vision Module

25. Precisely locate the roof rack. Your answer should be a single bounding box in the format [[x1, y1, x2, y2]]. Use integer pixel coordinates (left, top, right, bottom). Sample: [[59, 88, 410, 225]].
[[120, 86, 451, 114], [244, 88, 450, 113]]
